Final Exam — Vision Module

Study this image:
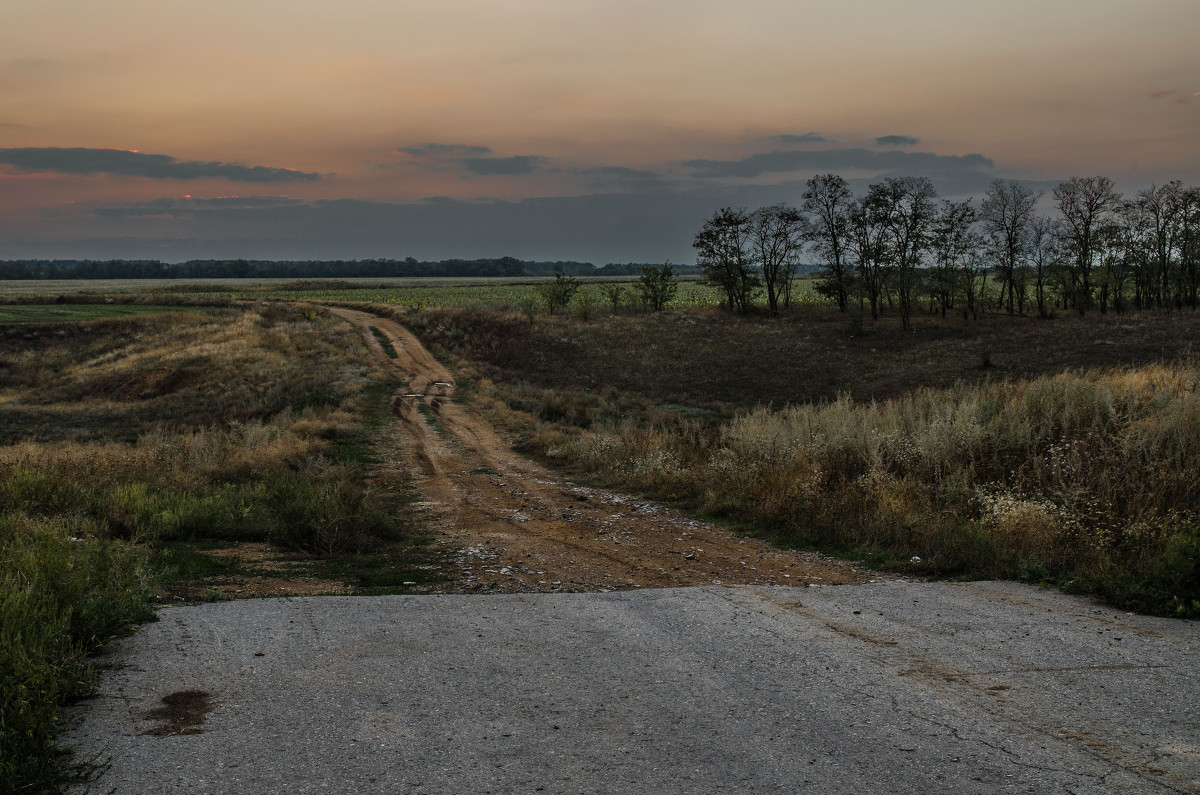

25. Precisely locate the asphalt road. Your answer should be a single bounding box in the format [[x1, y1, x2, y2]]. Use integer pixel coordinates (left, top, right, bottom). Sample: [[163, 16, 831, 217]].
[[67, 581, 1200, 794]]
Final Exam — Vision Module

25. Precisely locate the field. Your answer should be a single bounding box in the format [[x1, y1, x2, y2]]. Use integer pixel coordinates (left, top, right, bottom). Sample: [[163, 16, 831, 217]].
[[0, 275, 826, 311], [0, 303, 210, 323], [0, 304, 436, 793], [400, 303, 1200, 618], [4, 279, 1199, 793], [0, 276, 568, 295]]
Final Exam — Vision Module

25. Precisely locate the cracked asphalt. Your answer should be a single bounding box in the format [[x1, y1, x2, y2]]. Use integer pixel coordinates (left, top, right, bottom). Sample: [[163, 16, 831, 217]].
[[67, 580, 1200, 794]]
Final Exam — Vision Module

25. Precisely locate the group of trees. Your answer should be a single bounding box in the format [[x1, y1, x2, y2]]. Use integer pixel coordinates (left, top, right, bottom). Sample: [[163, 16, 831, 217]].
[[694, 175, 1200, 327]]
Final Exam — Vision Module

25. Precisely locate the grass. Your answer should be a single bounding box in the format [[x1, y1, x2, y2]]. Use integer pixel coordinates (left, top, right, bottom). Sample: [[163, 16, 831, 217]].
[[406, 302, 1200, 618], [415, 397, 453, 440], [0, 304, 207, 323], [545, 366, 1200, 613], [403, 304, 1200, 414], [0, 301, 434, 794], [369, 325, 399, 358]]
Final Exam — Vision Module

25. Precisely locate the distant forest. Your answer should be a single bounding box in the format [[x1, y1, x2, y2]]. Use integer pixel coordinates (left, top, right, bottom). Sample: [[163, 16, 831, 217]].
[[0, 257, 700, 281]]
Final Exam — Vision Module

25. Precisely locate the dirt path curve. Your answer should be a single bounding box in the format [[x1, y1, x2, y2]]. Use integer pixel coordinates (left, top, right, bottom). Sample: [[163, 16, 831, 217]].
[[328, 306, 873, 593]]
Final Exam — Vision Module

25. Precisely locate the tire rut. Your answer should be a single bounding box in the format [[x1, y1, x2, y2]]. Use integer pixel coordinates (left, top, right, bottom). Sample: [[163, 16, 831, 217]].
[[328, 305, 875, 593]]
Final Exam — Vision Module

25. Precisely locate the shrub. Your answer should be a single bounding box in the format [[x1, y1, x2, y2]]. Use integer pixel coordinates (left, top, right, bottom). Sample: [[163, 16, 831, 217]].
[[1, 513, 152, 794]]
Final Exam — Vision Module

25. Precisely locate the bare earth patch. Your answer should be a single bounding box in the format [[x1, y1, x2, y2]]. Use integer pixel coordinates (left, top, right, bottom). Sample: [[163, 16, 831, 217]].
[[328, 306, 876, 593], [178, 542, 354, 598]]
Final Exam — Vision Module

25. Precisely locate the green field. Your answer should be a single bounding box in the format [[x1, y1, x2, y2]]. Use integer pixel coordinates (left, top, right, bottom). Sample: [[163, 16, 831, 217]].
[[0, 304, 207, 324]]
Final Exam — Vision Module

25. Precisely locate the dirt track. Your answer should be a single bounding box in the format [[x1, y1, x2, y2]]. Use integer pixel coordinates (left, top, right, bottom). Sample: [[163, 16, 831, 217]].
[[327, 306, 872, 593]]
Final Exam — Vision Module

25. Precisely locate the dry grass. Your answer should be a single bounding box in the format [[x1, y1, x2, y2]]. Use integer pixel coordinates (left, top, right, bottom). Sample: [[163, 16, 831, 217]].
[[0, 304, 381, 443], [406, 304, 1200, 617], [1, 302, 418, 794], [405, 305, 1200, 413]]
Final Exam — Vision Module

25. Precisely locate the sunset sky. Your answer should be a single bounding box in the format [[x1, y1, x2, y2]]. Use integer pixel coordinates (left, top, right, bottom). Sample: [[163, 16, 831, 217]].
[[1, 0, 1197, 263]]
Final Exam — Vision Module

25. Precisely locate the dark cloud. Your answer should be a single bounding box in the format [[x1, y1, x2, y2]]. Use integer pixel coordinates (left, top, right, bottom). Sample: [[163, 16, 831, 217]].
[[773, 133, 828, 144], [396, 143, 493, 158], [682, 147, 993, 180], [6, 191, 717, 263], [459, 155, 548, 175], [576, 166, 664, 191], [875, 135, 920, 147], [2, 164, 1061, 263], [579, 166, 660, 180], [89, 196, 305, 217], [0, 147, 319, 182], [392, 143, 550, 177]]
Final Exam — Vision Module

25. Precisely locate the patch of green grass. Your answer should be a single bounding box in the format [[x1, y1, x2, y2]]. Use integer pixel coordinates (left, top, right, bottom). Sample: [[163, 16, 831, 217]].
[[334, 380, 399, 465], [415, 397, 452, 440], [153, 541, 245, 589], [304, 533, 444, 594], [0, 304, 206, 324], [369, 325, 399, 358]]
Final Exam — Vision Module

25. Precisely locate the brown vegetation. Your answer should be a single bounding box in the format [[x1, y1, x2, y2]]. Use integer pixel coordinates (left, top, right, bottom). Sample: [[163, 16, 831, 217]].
[[1, 302, 428, 794], [404, 304, 1200, 616], [405, 304, 1200, 413]]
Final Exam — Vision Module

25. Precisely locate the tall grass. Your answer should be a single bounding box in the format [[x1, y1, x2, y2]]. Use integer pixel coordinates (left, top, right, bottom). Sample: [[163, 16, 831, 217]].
[[547, 364, 1200, 616], [1, 513, 153, 791], [0, 302, 411, 793]]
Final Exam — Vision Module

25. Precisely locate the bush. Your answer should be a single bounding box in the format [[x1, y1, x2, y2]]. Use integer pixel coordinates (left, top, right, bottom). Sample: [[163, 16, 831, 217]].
[[1, 513, 152, 794]]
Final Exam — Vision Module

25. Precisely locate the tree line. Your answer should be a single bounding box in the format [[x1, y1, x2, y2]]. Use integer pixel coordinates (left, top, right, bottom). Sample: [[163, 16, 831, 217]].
[[0, 257, 701, 281], [694, 175, 1200, 328]]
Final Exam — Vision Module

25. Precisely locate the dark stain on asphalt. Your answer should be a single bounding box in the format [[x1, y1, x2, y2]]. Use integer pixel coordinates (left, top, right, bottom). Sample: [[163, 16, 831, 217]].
[[140, 689, 213, 736]]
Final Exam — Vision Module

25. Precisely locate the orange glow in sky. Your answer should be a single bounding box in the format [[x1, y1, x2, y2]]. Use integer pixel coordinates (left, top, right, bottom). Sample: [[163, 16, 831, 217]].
[[0, 0, 1197, 260]]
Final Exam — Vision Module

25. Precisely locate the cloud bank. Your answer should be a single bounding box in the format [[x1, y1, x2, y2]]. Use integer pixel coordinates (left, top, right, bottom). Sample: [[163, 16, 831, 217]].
[[0, 147, 320, 182], [773, 133, 828, 145], [875, 135, 920, 147], [681, 147, 993, 180], [459, 155, 548, 175], [396, 143, 493, 158]]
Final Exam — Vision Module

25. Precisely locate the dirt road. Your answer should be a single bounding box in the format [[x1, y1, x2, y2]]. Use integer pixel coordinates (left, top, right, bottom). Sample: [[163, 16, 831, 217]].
[[327, 306, 871, 593]]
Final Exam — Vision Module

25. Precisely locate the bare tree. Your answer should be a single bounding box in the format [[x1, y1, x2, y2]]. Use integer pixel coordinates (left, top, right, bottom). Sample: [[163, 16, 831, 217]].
[[1132, 181, 1186, 307], [930, 199, 978, 318], [1053, 176, 1122, 313], [960, 250, 989, 321], [1028, 215, 1059, 317], [848, 194, 892, 320], [802, 174, 855, 312], [749, 204, 806, 313], [981, 180, 1042, 315], [1182, 187, 1200, 308], [694, 207, 758, 313], [875, 176, 938, 332]]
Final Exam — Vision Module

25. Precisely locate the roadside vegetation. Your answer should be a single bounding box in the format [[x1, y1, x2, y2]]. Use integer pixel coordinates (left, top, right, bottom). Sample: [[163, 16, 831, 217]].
[[0, 302, 429, 794], [406, 304, 1200, 618]]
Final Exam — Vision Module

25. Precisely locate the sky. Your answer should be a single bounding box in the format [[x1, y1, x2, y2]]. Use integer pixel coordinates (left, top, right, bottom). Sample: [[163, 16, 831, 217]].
[[0, 0, 1197, 263]]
